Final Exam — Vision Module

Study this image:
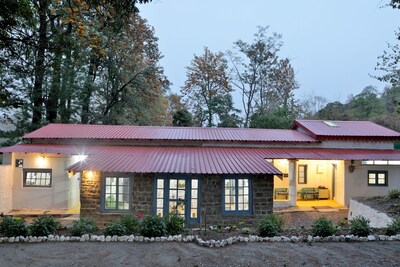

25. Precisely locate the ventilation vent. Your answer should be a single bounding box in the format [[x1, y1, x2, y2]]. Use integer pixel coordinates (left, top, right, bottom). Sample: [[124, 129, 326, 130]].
[[322, 121, 338, 127]]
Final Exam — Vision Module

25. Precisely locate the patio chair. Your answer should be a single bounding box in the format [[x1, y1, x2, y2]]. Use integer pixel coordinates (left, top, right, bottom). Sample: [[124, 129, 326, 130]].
[[274, 188, 289, 200]]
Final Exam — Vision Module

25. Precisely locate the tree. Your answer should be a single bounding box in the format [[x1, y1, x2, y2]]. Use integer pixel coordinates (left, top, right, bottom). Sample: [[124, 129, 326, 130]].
[[299, 94, 328, 119], [316, 101, 350, 120], [250, 108, 294, 129], [229, 26, 298, 127], [181, 47, 233, 127], [347, 86, 385, 120], [172, 109, 193, 127]]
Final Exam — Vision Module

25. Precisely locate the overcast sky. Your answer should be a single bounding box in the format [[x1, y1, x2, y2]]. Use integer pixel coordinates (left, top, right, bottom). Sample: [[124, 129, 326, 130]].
[[140, 0, 399, 106]]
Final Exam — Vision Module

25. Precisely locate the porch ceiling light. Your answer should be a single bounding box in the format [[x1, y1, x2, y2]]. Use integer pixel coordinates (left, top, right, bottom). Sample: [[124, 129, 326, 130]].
[[77, 154, 88, 162]]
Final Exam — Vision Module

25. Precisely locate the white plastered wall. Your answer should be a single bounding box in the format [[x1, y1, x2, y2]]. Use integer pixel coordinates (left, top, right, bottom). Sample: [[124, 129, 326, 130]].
[[11, 152, 80, 211], [0, 153, 13, 212], [344, 160, 400, 206]]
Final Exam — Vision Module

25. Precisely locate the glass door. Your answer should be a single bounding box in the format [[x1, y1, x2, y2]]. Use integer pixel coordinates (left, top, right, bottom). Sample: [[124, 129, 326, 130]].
[[155, 176, 199, 223], [168, 179, 186, 216]]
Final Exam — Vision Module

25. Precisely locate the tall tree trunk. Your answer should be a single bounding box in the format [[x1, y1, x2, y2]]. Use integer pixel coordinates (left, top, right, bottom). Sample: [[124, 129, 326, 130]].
[[46, 47, 62, 122], [31, 0, 48, 130], [59, 24, 74, 123], [81, 54, 98, 124]]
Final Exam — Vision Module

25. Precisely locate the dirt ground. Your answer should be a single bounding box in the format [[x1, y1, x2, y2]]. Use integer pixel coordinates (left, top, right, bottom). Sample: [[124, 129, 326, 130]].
[[1, 210, 397, 266], [1, 241, 400, 267]]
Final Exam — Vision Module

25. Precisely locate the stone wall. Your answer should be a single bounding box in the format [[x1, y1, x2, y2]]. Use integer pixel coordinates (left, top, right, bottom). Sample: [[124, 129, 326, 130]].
[[80, 172, 153, 227], [81, 172, 273, 227], [199, 174, 273, 227]]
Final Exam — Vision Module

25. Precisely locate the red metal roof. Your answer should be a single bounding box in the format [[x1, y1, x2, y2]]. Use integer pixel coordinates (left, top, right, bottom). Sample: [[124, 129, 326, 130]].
[[67, 146, 282, 174], [23, 124, 317, 143], [291, 120, 400, 139], [3, 144, 400, 174]]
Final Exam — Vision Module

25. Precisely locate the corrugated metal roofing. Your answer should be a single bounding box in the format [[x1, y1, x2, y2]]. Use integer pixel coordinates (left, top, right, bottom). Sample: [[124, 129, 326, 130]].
[[3, 144, 400, 174], [292, 120, 400, 139], [66, 146, 282, 174], [23, 124, 317, 143]]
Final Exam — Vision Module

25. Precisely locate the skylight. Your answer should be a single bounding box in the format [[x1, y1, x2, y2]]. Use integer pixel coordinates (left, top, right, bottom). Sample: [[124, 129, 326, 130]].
[[322, 121, 338, 127]]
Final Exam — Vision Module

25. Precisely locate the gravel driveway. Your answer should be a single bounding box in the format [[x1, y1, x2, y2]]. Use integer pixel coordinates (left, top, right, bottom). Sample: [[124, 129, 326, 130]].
[[1, 241, 400, 267]]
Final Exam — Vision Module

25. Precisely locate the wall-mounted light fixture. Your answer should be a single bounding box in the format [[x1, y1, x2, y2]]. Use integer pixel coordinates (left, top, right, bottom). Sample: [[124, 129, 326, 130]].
[[348, 160, 355, 173], [38, 154, 46, 167]]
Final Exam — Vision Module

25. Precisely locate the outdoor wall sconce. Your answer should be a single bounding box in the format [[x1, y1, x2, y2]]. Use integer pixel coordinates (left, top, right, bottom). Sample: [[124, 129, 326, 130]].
[[38, 154, 46, 167], [348, 160, 355, 173]]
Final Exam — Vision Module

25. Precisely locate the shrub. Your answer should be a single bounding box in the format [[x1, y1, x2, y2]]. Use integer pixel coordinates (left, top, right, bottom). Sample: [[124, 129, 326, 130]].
[[29, 215, 61, 236], [140, 215, 167, 237], [165, 212, 185, 236], [386, 188, 400, 200], [119, 214, 141, 235], [0, 216, 28, 237], [104, 222, 127, 236], [385, 219, 400, 236], [257, 214, 284, 237], [311, 217, 337, 237], [71, 217, 99, 236], [349, 216, 371, 237]]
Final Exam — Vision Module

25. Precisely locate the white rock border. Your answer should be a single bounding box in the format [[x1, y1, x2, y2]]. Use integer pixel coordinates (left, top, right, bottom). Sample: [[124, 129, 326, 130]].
[[1, 233, 400, 247]]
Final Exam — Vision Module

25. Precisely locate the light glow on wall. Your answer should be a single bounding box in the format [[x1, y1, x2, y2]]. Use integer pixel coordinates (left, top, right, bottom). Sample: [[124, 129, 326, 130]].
[[37, 154, 46, 167]]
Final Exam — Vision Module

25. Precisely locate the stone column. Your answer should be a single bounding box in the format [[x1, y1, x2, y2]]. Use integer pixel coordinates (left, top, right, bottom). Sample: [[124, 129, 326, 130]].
[[288, 160, 297, 206]]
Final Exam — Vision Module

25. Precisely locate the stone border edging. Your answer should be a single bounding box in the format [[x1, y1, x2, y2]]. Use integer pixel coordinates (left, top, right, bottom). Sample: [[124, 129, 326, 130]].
[[1, 234, 400, 247]]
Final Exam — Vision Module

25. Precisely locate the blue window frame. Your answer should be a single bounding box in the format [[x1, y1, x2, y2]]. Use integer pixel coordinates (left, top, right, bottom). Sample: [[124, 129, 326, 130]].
[[101, 175, 132, 212], [222, 175, 252, 215], [153, 174, 200, 223]]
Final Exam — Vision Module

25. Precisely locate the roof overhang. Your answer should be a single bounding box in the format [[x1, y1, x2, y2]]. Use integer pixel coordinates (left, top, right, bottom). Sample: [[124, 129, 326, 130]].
[[3, 144, 400, 174]]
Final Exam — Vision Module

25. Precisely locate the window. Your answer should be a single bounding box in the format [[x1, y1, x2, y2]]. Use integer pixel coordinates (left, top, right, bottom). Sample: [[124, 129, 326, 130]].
[[23, 169, 52, 187], [223, 176, 251, 214], [368, 171, 388, 186], [362, 160, 400, 166], [298, 165, 307, 184], [103, 177, 131, 211]]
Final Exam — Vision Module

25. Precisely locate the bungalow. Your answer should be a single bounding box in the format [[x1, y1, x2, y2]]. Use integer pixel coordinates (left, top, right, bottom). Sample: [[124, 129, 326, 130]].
[[0, 120, 400, 226]]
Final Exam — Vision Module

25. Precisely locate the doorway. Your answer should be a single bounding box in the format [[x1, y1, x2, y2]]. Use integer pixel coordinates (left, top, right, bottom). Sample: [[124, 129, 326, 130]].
[[154, 175, 200, 223], [332, 163, 337, 199]]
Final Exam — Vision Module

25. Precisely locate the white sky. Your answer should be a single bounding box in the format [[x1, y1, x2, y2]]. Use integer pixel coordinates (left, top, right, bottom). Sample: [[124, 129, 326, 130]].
[[140, 0, 399, 106]]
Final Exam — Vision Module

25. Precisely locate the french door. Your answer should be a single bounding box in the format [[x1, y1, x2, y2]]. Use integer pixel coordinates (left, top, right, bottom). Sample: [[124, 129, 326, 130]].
[[155, 175, 199, 223]]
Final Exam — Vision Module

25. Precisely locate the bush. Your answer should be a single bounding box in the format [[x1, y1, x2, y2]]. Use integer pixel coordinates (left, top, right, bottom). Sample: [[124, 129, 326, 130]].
[[29, 215, 61, 236], [386, 188, 400, 199], [385, 219, 400, 236], [0, 216, 28, 237], [104, 222, 127, 236], [349, 216, 371, 237], [140, 215, 167, 237], [311, 217, 337, 237], [257, 214, 284, 237], [119, 214, 141, 235], [71, 217, 98, 236], [165, 212, 185, 236]]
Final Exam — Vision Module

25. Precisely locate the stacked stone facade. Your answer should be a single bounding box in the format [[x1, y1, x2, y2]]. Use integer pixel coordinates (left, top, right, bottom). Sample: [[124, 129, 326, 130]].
[[199, 174, 273, 227], [80, 172, 273, 227]]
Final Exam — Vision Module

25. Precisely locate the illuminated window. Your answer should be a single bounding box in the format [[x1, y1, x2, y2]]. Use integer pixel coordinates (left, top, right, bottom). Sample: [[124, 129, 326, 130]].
[[23, 169, 52, 187], [368, 171, 388, 186], [154, 176, 199, 223], [223, 176, 251, 214], [103, 177, 131, 211]]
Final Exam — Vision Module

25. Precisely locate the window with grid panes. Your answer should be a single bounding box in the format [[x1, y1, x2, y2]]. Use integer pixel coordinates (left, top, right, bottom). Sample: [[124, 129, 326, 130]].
[[367, 171, 388, 186], [223, 176, 251, 214], [23, 169, 52, 187], [103, 177, 131, 211]]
